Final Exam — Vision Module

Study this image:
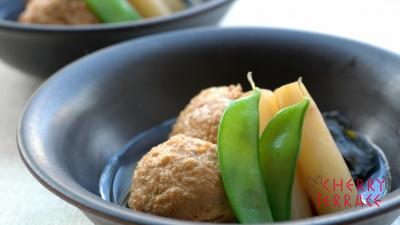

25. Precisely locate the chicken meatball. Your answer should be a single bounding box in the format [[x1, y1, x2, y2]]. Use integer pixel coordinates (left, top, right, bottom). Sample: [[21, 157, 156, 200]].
[[170, 85, 243, 143], [129, 134, 234, 222], [19, 0, 99, 25]]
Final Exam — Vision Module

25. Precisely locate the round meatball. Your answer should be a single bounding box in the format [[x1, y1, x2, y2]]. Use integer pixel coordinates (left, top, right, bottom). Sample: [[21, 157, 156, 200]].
[[129, 134, 234, 222], [170, 85, 243, 143], [19, 0, 99, 25]]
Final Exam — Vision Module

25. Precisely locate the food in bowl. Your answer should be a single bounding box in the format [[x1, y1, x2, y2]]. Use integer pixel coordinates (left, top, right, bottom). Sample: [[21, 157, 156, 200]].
[[113, 74, 390, 223], [19, 0, 202, 25], [170, 84, 243, 144], [129, 134, 235, 222]]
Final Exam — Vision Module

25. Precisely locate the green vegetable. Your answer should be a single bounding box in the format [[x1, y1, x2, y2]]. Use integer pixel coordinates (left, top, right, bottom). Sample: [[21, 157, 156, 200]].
[[85, 0, 141, 23], [218, 88, 273, 224], [259, 98, 309, 221]]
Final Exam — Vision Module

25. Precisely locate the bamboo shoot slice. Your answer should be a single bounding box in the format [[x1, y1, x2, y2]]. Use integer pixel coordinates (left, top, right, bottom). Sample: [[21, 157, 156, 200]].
[[274, 80, 358, 215], [259, 89, 280, 134], [164, 0, 186, 11], [129, 0, 171, 18], [291, 169, 313, 219]]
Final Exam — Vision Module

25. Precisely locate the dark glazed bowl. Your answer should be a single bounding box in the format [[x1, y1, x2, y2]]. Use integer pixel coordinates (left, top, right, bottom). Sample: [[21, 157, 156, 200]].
[[18, 28, 400, 225], [0, 0, 233, 76]]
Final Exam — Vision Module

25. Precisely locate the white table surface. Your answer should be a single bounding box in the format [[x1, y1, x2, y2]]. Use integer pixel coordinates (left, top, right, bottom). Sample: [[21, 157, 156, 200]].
[[1, 1, 400, 224]]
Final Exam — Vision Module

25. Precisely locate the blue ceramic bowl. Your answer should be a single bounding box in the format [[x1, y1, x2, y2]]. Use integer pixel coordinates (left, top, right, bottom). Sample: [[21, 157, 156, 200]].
[[0, 0, 233, 76], [18, 28, 400, 225]]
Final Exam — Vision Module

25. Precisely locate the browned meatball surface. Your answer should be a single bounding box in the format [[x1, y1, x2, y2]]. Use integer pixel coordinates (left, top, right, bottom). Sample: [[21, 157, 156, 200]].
[[129, 134, 234, 222], [19, 0, 99, 25], [170, 85, 243, 143]]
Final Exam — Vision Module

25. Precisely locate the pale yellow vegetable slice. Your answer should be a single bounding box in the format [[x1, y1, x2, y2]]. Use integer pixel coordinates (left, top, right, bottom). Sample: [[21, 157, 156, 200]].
[[259, 89, 280, 134], [274, 80, 358, 215], [291, 169, 313, 219], [243, 74, 313, 219], [164, 0, 186, 12], [129, 0, 171, 18]]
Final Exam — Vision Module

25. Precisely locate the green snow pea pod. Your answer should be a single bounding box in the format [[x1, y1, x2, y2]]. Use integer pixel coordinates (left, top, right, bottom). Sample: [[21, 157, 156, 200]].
[[259, 98, 309, 221], [218, 88, 273, 224], [85, 0, 141, 23]]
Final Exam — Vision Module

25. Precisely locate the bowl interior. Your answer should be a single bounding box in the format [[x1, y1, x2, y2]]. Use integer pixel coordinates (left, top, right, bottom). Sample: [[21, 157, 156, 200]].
[[19, 28, 400, 224]]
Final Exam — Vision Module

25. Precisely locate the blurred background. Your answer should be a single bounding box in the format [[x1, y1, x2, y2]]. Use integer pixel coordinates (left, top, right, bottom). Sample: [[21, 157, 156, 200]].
[[1, 0, 400, 224], [222, 0, 400, 53]]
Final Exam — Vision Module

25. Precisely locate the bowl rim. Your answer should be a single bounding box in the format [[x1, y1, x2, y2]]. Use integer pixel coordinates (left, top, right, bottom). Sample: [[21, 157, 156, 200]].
[[0, 0, 231, 33], [17, 27, 400, 225]]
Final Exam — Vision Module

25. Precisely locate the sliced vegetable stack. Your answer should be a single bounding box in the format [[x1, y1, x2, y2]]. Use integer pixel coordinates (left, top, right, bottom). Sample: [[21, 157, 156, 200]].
[[85, 0, 141, 23], [275, 80, 358, 215], [217, 75, 358, 223], [84, 0, 198, 23]]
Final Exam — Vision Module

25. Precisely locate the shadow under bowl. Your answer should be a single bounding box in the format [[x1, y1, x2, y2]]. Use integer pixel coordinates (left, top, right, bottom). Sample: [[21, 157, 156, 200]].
[[0, 0, 232, 76], [18, 27, 400, 225]]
